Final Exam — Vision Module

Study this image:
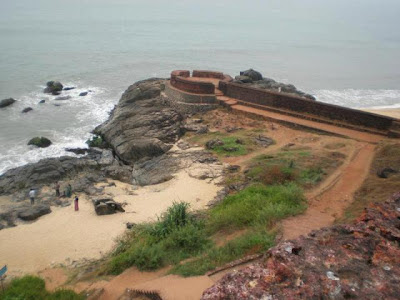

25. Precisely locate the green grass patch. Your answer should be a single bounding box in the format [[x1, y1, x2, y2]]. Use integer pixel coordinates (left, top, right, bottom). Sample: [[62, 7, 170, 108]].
[[170, 229, 275, 277], [211, 136, 247, 156], [247, 150, 339, 188], [207, 184, 306, 233], [0, 275, 84, 300]]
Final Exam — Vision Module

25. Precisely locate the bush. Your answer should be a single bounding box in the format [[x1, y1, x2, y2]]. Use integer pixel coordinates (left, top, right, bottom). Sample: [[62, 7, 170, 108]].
[[106, 203, 210, 274], [0, 276, 47, 300], [0, 275, 83, 300], [85, 135, 107, 148]]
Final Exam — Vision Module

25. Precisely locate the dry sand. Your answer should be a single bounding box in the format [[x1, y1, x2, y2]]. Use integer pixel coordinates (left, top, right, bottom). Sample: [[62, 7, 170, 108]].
[[0, 168, 223, 277]]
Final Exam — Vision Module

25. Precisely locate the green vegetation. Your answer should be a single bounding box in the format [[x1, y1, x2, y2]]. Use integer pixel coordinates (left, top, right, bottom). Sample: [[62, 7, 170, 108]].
[[207, 184, 306, 232], [187, 130, 273, 157], [246, 149, 343, 188], [106, 202, 210, 274], [210, 136, 247, 156], [0, 275, 84, 300], [170, 230, 275, 276], [106, 184, 306, 277], [85, 135, 108, 148]]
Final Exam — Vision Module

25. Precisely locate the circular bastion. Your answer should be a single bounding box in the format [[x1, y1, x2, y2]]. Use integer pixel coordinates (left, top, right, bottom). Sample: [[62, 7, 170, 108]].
[[165, 70, 233, 114]]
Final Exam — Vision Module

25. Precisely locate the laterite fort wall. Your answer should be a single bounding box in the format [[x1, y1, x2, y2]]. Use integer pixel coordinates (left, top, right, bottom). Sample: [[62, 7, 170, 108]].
[[219, 81, 396, 131], [170, 70, 215, 94]]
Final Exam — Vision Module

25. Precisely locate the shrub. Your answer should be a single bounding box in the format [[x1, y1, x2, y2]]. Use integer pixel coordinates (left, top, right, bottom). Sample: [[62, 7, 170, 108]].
[[0, 275, 83, 300], [85, 135, 107, 148], [106, 202, 210, 274], [0, 275, 48, 300]]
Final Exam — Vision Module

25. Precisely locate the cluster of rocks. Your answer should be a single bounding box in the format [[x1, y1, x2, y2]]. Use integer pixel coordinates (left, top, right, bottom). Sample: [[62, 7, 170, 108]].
[[93, 198, 125, 215], [234, 69, 316, 101], [0, 204, 51, 230], [202, 192, 400, 299]]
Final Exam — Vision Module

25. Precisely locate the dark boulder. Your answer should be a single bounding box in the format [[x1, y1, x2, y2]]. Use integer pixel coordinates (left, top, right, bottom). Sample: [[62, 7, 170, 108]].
[[0, 98, 16, 108], [22, 107, 33, 113], [234, 75, 253, 83], [93, 198, 125, 215], [17, 204, 51, 221], [44, 81, 63, 94], [377, 167, 398, 178], [39, 100, 46, 104], [206, 139, 224, 150], [55, 96, 71, 101], [65, 148, 89, 155], [240, 69, 263, 81], [254, 135, 274, 147], [79, 92, 88, 97], [63, 87, 75, 91], [28, 137, 52, 148]]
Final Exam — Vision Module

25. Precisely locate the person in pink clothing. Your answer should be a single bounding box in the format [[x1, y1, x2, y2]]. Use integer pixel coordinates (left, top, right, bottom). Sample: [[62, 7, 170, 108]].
[[74, 195, 79, 211]]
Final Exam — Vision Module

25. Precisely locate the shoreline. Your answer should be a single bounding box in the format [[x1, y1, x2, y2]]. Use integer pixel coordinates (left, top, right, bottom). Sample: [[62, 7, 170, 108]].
[[361, 107, 400, 119]]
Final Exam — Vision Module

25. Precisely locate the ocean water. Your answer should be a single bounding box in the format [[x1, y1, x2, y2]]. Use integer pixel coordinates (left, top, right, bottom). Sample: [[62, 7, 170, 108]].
[[0, 0, 399, 174]]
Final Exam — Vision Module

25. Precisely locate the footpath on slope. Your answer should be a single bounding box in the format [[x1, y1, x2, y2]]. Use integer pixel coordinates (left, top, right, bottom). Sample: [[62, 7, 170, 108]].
[[281, 142, 376, 239]]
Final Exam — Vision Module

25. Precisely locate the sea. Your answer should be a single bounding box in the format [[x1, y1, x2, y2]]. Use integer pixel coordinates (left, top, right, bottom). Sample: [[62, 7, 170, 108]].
[[0, 0, 399, 174]]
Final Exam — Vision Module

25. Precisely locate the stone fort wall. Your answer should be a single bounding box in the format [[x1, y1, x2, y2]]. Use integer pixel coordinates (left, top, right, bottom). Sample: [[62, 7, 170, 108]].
[[170, 70, 215, 94], [219, 81, 398, 133]]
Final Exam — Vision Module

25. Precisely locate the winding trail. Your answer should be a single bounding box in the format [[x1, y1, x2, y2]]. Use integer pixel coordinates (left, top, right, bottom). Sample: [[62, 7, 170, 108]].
[[281, 142, 376, 239]]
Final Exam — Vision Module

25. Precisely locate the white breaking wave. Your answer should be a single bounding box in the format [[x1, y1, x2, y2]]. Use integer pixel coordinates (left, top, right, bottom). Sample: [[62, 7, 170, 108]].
[[313, 89, 400, 109], [0, 82, 118, 175]]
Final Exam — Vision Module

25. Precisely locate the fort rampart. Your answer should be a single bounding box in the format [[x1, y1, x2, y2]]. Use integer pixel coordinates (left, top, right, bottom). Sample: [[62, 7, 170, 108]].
[[170, 70, 215, 94], [219, 81, 397, 133]]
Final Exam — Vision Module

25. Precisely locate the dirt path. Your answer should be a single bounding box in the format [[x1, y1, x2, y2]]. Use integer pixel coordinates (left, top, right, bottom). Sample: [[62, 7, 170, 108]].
[[281, 142, 376, 239]]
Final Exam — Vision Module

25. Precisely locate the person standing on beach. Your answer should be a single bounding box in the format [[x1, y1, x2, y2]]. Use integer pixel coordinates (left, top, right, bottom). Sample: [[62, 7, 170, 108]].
[[74, 196, 79, 211], [55, 182, 60, 197], [29, 188, 36, 205]]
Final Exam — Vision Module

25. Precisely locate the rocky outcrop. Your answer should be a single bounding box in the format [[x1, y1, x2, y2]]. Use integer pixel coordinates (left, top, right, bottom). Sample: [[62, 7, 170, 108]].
[[240, 69, 263, 81], [0, 98, 16, 108], [0, 148, 130, 195], [132, 149, 224, 186], [0, 204, 52, 229], [27, 137, 52, 148], [17, 204, 51, 221], [95, 79, 183, 164], [202, 192, 400, 299], [234, 69, 316, 101], [43, 81, 63, 94]]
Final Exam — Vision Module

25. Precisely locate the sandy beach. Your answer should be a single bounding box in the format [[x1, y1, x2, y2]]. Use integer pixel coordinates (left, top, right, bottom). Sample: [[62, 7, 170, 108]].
[[362, 108, 400, 119], [0, 164, 223, 277]]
